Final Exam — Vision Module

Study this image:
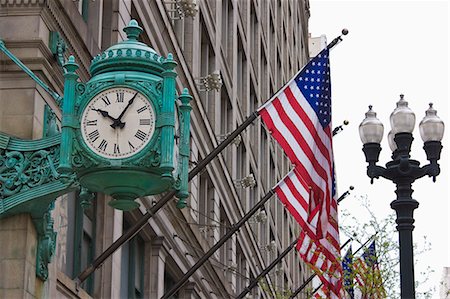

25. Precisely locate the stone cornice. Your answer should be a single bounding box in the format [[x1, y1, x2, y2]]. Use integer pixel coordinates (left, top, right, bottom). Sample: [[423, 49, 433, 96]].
[[0, 0, 46, 9]]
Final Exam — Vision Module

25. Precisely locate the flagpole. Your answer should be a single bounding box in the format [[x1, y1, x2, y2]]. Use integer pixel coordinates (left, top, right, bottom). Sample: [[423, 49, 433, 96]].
[[288, 234, 376, 299], [236, 238, 299, 299], [161, 189, 275, 298], [326, 29, 349, 52], [236, 237, 352, 299], [76, 30, 348, 284]]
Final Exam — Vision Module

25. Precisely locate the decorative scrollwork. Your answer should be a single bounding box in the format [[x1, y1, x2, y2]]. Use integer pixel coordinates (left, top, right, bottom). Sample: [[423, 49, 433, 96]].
[[135, 81, 161, 102], [72, 142, 100, 169], [76, 82, 86, 96], [135, 149, 161, 168], [0, 146, 60, 197], [85, 81, 113, 96], [33, 202, 57, 281], [155, 81, 163, 95]]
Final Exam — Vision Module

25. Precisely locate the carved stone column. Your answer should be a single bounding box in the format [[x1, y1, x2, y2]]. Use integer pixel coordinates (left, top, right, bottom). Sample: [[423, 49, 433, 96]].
[[144, 236, 168, 299]]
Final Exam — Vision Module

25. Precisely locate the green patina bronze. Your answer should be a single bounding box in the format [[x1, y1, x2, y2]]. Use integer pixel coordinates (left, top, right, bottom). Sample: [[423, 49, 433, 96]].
[[0, 20, 192, 279], [63, 20, 191, 210]]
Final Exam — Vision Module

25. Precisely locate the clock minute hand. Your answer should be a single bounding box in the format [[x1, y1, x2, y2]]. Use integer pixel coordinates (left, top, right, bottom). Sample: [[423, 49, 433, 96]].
[[112, 92, 138, 128]]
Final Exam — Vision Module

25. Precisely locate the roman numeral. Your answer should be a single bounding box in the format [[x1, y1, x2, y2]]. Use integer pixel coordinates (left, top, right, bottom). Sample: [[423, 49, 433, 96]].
[[139, 119, 151, 125], [98, 139, 108, 151], [116, 92, 124, 103], [101, 96, 111, 106], [137, 106, 147, 114], [88, 130, 99, 142], [135, 130, 147, 141], [114, 143, 120, 154], [86, 120, 97, 126], [128, 141, 135, 150]]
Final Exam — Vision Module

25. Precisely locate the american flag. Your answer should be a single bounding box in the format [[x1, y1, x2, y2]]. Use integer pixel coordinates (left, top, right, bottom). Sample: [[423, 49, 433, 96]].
[[354, 241, 386, 298], [261, 48, 342, 297], [258, 48, 334, 240]]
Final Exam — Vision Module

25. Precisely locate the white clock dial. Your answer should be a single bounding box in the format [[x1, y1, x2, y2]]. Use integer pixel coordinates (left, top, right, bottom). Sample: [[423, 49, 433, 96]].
[[81, 87, 156, 159]]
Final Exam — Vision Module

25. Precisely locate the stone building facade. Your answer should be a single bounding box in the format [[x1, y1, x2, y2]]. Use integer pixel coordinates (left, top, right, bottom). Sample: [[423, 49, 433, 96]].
[[0, 0, 313, 298]]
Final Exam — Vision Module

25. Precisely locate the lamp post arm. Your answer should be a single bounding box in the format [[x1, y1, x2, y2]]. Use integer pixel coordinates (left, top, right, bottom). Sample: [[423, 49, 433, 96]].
[[366, 164, 387, 184], [420, 163, 440, 182]]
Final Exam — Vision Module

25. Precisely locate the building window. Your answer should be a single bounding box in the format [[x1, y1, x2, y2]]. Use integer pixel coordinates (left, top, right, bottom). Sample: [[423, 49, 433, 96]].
[[236, 142, 247, 200], [199, 14, 216, 124], [260, 128, 268, 191], [219, 205, 233, 286], [65, 192, 96, 295], [164, 271, 180, 299], [121, 219, 145, 299], [199, 173, 215, 245], [237, 33, 248, 116], [249, 82, 258, 154], [248, 166, 257, 212], [236, 244, 246, 294], [74, 0, 89, 22], [220, 87, 233, 171], [222, 0, 234, 65], [250, 3, 258, 71]]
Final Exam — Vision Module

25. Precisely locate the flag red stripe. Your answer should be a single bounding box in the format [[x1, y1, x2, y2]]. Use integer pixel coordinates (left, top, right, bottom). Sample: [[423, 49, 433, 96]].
[[284, 86, 332, 168]]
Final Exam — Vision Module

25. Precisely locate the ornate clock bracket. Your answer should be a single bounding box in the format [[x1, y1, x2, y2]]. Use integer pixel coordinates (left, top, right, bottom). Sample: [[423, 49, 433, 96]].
[[0, 131, 79, 280]]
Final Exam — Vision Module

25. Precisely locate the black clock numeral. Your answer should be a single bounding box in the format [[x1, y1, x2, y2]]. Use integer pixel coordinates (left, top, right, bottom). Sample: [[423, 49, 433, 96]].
[[137, 106, 148, 114], [86, 120, 97, 126], [116, 92, 124, 103], [128, 141, 135, 150], [98, 139, 108, 151], [88, 130, 100, 142], [114, 143, 120, 154], [139, 119, 151, 125], [101, 96, 111, 106], [135, 130, 147, 141]]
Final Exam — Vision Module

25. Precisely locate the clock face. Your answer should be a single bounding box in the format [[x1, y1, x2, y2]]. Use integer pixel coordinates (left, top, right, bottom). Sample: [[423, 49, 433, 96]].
[[81, 87, 156, 159]]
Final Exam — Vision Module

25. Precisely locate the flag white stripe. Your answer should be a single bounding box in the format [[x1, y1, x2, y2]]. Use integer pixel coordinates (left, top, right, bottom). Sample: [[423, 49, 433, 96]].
[[277, 91, 332, 172], [278, 181, 309, 221], [265, 102, 332, 183], [265, 104, 329, 188]]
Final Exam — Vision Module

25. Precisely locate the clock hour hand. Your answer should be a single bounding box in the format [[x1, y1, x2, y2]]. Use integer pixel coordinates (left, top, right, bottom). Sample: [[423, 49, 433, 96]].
[[111, 92, 138, 129], [92, 108, 124, 128]]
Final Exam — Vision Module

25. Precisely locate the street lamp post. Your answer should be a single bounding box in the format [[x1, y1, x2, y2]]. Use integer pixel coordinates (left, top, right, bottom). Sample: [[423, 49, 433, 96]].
[[359, 95, 444, 298]]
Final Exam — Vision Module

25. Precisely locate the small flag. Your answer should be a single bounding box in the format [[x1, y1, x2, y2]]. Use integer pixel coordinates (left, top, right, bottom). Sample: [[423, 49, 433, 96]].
[[275, 169, 342, 297], [354, 241, 386, 298], [342, 247, 354, 298]]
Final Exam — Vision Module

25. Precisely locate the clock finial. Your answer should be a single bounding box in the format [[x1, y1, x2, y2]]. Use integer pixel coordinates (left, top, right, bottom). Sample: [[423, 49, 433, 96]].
[[123, 19, 143, 41]]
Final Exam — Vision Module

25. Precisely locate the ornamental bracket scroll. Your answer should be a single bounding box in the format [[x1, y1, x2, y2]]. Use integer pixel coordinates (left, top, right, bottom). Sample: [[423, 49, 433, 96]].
[[0, 132, 79, 280]]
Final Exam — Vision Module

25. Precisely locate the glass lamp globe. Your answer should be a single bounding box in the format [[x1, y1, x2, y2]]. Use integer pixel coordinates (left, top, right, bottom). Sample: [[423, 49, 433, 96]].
[[387, 130, 397, 151], [390, 94, 416, 133], [419, 103, 444, 142], [359, 105, 384, 144]]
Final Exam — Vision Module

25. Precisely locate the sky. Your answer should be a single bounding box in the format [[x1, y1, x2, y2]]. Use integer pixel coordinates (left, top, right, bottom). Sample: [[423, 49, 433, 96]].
[[308, 0, 449, 297]]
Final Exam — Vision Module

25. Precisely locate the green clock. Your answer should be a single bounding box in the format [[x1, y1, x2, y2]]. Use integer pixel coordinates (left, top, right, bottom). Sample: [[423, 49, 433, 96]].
[[56, 20, 193, 210], [80, 87, 156, 159]]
